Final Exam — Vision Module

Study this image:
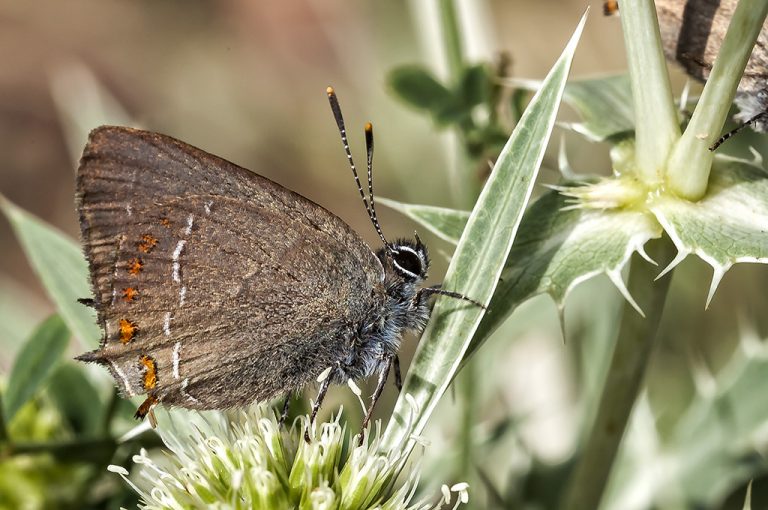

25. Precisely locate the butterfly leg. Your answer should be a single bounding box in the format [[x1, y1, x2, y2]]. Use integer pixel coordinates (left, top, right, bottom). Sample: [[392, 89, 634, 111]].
[[359, 356, 392, 446], [305, 374, 333, 443], [278, 393, 292, 428], [393, 355, 403, 392], [418, 284, 486, 309]]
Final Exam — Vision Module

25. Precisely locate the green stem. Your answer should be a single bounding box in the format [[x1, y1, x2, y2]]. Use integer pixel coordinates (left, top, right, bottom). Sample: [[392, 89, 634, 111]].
[[666, 0, 768, 200], [100, 388, 120, 434], [7, 438, 117, 462], [437, 0, 478, 208], [438, 0, 464, 86], [619, 0, 680, 185], [457, 364, 476, 480], [0, 394, 8, 444], [437, 0, 478, 477], [561, 235, 677, 510], [4, 434, 162, 462]]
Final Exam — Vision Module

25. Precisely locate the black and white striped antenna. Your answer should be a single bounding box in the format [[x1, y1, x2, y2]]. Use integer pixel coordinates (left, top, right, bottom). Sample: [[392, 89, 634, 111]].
[[326, 86, 391, 251]]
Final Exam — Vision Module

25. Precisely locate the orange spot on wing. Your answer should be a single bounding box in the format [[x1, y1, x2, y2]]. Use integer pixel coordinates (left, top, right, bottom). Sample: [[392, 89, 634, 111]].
[[119, 319, 137, 344], [140, 355, 158, 390], [160, 218, 171, 228], [138, 234, 158, 253], [127, 257, 144, 275], [122, 287, 139, 302]]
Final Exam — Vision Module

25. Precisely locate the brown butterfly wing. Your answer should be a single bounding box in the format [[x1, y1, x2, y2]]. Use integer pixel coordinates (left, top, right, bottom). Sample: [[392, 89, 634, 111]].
[[76, 126, 384, 409]]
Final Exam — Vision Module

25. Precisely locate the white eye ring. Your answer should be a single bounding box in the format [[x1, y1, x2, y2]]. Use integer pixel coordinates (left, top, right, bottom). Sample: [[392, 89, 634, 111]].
[[391, 245, 423, 279]]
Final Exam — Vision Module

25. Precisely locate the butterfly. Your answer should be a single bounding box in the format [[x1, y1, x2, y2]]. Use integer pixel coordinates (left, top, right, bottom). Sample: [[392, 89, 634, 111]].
[[75, 87, 479, 440]]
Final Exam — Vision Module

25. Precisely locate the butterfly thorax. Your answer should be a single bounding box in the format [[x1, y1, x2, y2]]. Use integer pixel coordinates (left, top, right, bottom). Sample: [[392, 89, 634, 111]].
[[333, 238, 431, 382]]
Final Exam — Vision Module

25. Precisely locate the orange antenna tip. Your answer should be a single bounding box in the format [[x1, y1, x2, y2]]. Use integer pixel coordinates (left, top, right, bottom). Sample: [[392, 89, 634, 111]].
[[365, 122, 373, 132], [326, 86, 335, 95]]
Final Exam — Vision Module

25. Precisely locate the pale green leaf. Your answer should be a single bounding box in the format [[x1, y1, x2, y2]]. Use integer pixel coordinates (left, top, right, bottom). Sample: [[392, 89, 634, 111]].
[[651, 156, 768, 306], [3, 315, 70, 422], [561, 74, 635, 142], [0, 196, 99, 348], [380, 12, 587, 453], [50, 63, 134, 165], [377, 197, 469, 244], [507, 74, 635, 143]]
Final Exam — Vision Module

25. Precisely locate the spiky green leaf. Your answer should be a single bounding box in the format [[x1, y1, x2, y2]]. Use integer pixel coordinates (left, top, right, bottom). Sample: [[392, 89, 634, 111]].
[[651, 155, 768, 307]]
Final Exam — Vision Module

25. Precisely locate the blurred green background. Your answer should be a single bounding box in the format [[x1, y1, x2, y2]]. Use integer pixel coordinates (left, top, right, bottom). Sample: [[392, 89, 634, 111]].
[[2, 1, 768, 508]]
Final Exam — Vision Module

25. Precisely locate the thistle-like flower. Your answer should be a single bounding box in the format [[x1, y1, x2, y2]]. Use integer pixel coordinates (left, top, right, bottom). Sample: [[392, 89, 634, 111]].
[[109, 403, 468, 510]]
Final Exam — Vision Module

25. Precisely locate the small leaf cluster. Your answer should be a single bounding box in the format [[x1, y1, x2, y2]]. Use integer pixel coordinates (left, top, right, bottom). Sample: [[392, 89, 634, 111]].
[[388, 62, 512, 160]]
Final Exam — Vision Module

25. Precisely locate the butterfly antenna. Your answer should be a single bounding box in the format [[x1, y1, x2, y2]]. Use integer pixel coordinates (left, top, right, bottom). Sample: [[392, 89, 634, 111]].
[[325, 87, 389, 248], [710, 111, 768, 151], [364, 122, 390, 249]]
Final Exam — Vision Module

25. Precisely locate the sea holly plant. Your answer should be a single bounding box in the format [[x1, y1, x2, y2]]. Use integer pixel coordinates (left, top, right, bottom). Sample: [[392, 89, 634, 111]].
[[381, 0, 768, 508]]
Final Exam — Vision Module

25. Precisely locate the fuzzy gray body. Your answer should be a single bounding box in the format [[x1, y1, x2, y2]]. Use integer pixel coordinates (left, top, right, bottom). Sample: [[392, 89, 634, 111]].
[[76, 126, 430, 411]]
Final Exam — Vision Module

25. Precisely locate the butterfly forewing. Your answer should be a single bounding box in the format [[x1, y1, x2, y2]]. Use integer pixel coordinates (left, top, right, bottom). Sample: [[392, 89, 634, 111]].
[[76, 126, 385, 409]]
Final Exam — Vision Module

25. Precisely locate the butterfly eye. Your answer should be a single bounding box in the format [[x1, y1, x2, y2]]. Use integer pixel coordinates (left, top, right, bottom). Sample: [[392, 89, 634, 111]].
[[392, 247, 424, 279]]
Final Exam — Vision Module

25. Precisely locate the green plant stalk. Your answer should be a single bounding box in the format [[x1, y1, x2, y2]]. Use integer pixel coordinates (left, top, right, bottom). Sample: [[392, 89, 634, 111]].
[[8, 438, 116, 461], [561, 235, 676, 510], [666, 0, 768, 200], [457, 365, 476, 480], [0, 394, 7, 444], [100, 388, 120, 435], [437, 0, 480, 207], [438, 0, 464, 86], [438, 0, 478, 478], [619, 0, 680, 185]]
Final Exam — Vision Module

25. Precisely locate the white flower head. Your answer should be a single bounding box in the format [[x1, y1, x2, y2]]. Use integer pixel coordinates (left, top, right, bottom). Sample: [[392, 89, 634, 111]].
[[109, 403, 468, 510]]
